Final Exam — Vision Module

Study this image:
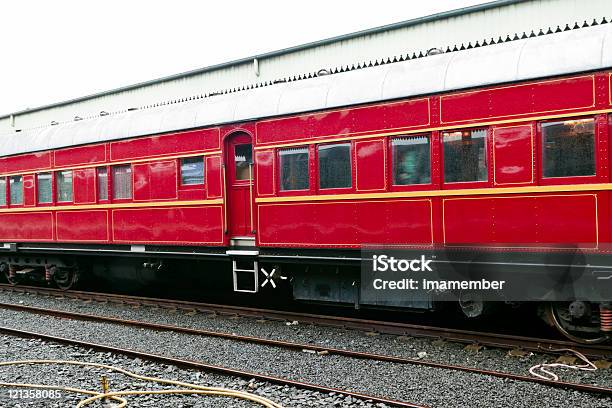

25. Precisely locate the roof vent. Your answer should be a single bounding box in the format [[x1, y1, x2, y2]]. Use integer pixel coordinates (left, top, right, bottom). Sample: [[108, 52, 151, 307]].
[[74, 116, 83, 121], [316, 68, 330, 76], [99, 111, 109, 116], [50, 121, 59, 126], [427, 47, 444, 56]]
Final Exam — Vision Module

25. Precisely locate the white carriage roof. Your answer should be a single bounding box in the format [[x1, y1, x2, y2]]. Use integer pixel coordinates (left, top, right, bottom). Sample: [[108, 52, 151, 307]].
[[1, 21, 611, 158]]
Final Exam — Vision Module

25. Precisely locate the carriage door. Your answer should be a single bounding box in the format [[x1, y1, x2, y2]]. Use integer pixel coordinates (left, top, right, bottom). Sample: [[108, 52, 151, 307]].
[[225, 133, 255, 239]]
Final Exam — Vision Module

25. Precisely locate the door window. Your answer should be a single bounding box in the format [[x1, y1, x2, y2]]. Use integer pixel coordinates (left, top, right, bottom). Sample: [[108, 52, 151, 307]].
[[235, 144, 252, 181]]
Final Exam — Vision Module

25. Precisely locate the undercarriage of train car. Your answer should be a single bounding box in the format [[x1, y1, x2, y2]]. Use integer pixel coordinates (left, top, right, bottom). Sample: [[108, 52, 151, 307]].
[[1, 247, 610, 344], [276, 260, 612, 345]]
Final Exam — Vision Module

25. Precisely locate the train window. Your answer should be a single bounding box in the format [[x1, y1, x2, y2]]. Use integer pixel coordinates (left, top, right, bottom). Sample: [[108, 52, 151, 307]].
[[56, 170, 73, 202], [180, 157, 205, 185], [443, 129, 487, 183], [9, 175, 23, 205], [280, 147, 309, 191], [542, 118, 595, 178], [112, 165, 132, 199], [318, 143, 352, 189], [97, 168, 108, 200], [37, 173, 52, 204], [0, 178, 6, 205], [392, 135, 431, 185], [235, 144, 253, 181]]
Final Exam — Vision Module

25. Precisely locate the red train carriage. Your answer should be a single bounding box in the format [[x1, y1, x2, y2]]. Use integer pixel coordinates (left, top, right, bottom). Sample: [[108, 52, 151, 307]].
[[1, 21, 612, 342]]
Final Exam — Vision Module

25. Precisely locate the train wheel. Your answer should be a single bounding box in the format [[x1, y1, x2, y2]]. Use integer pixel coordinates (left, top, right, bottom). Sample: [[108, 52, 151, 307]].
[[545, 302, 607, 344], [1, 263, 18, 286], [53, 267, 79, 290]]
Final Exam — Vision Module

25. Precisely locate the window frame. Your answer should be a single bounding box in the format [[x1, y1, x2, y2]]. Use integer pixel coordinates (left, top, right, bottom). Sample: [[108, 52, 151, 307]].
[[0, 177, 7, 207], [538, 117, 599, 186], [55, 170, 74, 204], [278, 146, 311, 193], [97, 166, 110, 202], [316, 141, 354, 193], [233, 143, 253, 184], [388, 133, 435, 192], [441, 127, 491, 189], [111, 164, 133, 201], [179, 156, 205, 187], [36, 172, 53, 205], [9, 175, 24, 206]]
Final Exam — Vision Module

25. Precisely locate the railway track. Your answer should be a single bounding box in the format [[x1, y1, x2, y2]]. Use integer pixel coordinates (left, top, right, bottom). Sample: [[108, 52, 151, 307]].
[[0, 299, 610, 397], [1, 283, 610, 358], [0, 325, 424, 408], [0, 286, 612, 398]]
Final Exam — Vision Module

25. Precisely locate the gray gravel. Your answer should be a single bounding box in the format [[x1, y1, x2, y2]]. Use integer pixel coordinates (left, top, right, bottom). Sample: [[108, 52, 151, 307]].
[[0, 334, 384, 408], [0, 290, 610, 407], [0, 290, 610, 387]]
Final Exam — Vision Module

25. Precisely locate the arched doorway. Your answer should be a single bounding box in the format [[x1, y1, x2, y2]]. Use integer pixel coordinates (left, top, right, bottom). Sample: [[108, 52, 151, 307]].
[[224, 132, 255, 239]]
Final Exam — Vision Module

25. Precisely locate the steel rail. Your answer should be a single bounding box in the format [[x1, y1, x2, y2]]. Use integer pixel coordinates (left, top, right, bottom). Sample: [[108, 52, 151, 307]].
[[0, 325, 425, 408], [0, 301, 610, 396], [1, 283, 611, 358]]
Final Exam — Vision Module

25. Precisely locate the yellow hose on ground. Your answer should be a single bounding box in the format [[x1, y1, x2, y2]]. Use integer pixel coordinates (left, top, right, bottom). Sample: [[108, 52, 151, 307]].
[[0, 360, 284, 408]]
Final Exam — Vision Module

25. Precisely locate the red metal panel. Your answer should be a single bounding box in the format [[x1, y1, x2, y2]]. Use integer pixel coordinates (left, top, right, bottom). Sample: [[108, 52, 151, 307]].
[[490, 197, 543, 244], [0, 152, 51, 174], [54, 144, 106, 167], [0, 212, 53, 241], [256, 116, 310, 145], [256, 99, 430, 145], [23, 175, 35, 206], [255, 150, 275, 196], [596, 114, 609, 183], [376, 99, 430, 130], [311, 110, 353, 137], [443, 198, 495, 245], [178, 189, 205, 200], [205, 156, 222, 198], [537, 194, 598, 247], [56, 210, 108, 242], [133, 163, 150, 201], [441, 76, 595, 123], [112, 206, 223, 244], [492, 125, 533, 185], [443, 194, 598, 247], [356, 140, 386, 191], [110, 128, 220, 161], [133, 161, 177, 201], [149, 161, 177, 200], [257, 199, 432, 247], [609, 73, 612, 106], [73, 168, 96, 204]]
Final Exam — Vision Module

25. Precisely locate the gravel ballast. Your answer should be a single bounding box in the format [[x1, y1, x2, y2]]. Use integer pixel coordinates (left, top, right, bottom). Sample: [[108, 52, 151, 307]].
[[0, 334, 387, 407], [0, 291, 610, 407]]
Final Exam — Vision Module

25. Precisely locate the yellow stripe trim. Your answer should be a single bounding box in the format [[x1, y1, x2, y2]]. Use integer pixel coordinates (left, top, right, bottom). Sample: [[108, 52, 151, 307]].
[[253, 108, 612, 150], [255, 183, 612, 203], [0, 199, 223, 213]]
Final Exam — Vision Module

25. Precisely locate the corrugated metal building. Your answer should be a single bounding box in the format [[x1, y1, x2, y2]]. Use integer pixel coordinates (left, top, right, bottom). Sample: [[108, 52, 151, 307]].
[[1, 0, 610, 135]]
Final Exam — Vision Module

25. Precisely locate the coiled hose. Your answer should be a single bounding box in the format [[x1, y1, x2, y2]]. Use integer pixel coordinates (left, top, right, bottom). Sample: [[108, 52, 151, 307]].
[[529, 348, 597, 381]]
